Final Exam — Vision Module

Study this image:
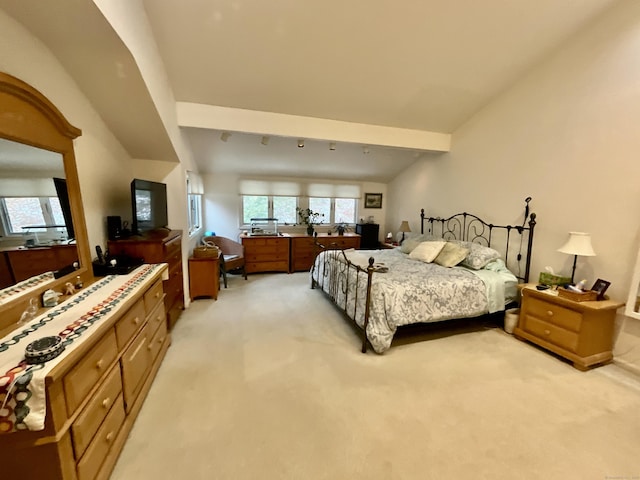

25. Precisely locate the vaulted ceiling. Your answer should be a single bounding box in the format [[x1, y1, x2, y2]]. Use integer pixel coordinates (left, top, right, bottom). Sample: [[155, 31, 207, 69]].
[[0, 0, 620, 181]]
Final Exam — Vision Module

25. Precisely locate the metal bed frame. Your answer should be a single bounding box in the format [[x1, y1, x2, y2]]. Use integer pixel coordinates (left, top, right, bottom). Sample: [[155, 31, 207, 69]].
[[311, 198, 537, 353]]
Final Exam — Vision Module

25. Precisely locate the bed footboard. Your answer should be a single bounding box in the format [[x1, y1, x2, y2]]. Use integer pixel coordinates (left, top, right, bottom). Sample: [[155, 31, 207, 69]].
[[310, 241, 381, 353]]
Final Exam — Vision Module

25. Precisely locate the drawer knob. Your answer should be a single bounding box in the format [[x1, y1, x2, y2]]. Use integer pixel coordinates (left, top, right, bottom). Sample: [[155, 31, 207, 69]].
[[155, 292, 160, 298], [105, 432, 114, 443], [102, 397, 110, 408], [134, 317, 141, 325], [96, 359, 104, 370], [546, 310, 553, 317], [544, 329, 551, 335]]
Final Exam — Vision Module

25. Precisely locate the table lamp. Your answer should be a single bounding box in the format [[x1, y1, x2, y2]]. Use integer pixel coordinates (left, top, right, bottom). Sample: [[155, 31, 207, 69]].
[[399, 221, 411, 244], [557, 232, 596, 283]]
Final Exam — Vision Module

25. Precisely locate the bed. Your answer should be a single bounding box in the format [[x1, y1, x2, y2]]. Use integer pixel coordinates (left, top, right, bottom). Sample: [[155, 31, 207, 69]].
[[311, 199, 537, 353]]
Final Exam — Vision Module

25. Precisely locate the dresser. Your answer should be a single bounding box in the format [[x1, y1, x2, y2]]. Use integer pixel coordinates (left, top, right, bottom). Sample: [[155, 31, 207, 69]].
[[108, 230, 183, 329], [241, 235, 290, 273], [0, 265, 169, 480], [290, 234, 361, 272], [355, 223, 380, 249], [188, 253, 220, 300], [514, 286, 624, 370]]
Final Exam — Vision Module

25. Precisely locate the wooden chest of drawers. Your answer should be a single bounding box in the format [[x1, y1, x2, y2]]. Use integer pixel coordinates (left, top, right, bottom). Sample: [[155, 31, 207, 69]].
[[514, 286, 624, 370], [108, 229, 183, 329], [0, 267, 170, 480], [242, 235, 290, 273], [290, 234, 361, 272]]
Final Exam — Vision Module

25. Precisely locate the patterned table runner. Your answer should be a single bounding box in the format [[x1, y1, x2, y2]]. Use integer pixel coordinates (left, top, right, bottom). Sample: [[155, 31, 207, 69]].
[[0, 271, 55, 306], [0, 264, 167, 433]]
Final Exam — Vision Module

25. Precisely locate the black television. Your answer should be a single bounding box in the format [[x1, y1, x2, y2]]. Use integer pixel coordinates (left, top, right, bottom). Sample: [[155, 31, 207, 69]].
[[131, 179, 169, 234], [53, 177, 75, 240]]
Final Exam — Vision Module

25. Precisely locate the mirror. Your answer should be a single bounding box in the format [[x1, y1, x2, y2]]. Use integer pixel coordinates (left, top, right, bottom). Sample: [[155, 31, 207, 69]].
[[0, 138, 79, 288], [626, 248, 640, 320], [0, 72, 91, 336]]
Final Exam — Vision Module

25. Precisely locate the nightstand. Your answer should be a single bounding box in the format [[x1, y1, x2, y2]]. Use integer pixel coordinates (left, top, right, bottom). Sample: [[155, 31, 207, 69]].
[[513, 286, 624, 370]]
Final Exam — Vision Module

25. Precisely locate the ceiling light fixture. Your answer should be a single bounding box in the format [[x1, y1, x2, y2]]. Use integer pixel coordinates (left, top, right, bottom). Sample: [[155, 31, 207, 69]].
[[220, 131, 231, 142], [329, 142, 336, 151], [363, 146, 370, 154], [261, 136, 269, 146], [298, 139, 305, 148]]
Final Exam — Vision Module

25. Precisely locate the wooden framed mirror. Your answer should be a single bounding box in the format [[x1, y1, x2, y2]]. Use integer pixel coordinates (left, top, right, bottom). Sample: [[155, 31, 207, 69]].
[[0, 72, 92, 336]]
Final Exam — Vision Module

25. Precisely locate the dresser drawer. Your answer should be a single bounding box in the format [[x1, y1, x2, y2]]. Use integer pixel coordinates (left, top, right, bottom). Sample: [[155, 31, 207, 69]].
[[143, 279, 164, 314], [246, 252, 289, 262], [114, 299, 145, 350], [246, 260, 289, 272], [522, 315, 579, 353], [121, 324, 151, 411], [525, 296, 582, 332], [164, 234, 182, 258], [147, 299, 167, 338], [64, 330, 118, 415], [148, 315, 168, 362], [76, 395, 125, 480], [72, 365, 122, 458]]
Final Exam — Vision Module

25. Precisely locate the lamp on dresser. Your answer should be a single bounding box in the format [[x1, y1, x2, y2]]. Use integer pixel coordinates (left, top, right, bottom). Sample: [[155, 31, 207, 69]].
[[399, 221, 411, 245], [557, 231, 596, 283]]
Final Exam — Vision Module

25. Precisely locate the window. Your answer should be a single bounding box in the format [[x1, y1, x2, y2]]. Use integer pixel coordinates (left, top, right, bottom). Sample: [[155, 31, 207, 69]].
[[1, 196, 64, 234], [242, 195, 297, 224], [308, 197, 356, 225], [188, 193, 202, 235]]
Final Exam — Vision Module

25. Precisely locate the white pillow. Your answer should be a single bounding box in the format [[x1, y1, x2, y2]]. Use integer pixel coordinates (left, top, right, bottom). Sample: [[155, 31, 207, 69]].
[[409, 241, 447, 263]]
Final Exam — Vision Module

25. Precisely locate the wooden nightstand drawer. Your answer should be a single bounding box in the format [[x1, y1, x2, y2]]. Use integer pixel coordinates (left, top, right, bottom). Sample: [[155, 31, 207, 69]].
[[522, 315, 579, 352], [525, 296, 582, 332]]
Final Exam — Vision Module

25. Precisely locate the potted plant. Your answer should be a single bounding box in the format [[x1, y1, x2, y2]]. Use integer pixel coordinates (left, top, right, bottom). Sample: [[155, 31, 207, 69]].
[[334, 222, 349, 236], [296, 207, 324, 235]]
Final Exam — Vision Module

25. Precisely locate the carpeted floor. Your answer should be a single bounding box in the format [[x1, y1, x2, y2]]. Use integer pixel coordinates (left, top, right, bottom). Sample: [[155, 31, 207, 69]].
[[110, 272, 640, 480]]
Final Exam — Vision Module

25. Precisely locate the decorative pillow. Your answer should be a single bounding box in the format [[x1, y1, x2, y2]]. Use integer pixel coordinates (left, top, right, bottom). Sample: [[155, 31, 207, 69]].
[[434, 242, 470, 268], [399, 234, 438, 254], [409, 241, 447, 263], [461, 244, 501, 270]]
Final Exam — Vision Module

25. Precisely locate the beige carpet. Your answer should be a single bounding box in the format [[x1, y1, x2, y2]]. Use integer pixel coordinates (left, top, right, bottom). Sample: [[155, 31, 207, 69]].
[[111, 272, 640, 480]]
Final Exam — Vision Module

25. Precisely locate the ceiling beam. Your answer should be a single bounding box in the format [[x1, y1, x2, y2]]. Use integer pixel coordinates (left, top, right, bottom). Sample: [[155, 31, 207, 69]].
[[177, 103, 451, 152]]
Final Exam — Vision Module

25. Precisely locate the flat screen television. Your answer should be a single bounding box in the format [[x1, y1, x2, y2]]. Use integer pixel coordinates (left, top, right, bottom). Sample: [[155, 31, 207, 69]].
[[131, 178, 168, 234], [53, 177, 75, 240]]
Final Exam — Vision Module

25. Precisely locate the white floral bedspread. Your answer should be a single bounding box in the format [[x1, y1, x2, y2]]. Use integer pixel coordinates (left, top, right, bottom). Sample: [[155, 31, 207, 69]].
[[311, 248, 516, 353]]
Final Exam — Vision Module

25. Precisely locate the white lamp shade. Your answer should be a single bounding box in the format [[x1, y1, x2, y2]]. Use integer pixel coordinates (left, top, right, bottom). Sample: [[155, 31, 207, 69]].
[[557, 232, 596, 257], [399, 221, 411, 233]]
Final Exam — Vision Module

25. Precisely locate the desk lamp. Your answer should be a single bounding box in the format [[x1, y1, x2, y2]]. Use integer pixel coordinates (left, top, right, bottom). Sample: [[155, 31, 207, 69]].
[[557, 232, 596, 284]]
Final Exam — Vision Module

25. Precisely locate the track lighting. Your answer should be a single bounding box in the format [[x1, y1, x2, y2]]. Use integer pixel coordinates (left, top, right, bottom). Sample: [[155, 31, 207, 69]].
[[363, 146, 370, 154], [220, 131, 230, 142], [261, 136, 269, 146], [329, 142, 336, 151], [298, 139, 305, 148]]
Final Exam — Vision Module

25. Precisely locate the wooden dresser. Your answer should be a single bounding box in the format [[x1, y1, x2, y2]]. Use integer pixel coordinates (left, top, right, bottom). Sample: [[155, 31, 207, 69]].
[[514, 286, 624, 370], [290, 234, 361, 272], [241, 234, 290, 273], [108, 230, 183, 329], [0, 266, 169, 480]]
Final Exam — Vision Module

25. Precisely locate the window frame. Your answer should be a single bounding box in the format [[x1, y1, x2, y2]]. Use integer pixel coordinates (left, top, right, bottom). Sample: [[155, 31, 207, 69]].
[[240, 195, 357, 227], [0, 195, 65, 237]]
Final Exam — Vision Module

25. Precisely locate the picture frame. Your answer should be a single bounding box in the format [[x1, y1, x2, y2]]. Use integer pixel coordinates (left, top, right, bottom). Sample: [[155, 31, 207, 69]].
[[364, 193, 383, 209], [591, 278, 611, 300]]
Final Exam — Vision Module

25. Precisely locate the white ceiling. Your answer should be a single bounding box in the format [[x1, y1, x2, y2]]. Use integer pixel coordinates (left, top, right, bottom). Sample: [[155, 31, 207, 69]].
[[0, 0, 620, 182]]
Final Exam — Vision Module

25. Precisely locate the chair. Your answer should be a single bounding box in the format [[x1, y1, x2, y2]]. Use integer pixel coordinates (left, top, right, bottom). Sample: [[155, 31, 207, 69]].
[[202, 236, 247, 287]]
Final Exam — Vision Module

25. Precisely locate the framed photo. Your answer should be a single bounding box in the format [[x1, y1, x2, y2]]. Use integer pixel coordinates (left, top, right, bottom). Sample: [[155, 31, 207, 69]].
[[591, 278, 611, 300], [364, 193, 383, 209]]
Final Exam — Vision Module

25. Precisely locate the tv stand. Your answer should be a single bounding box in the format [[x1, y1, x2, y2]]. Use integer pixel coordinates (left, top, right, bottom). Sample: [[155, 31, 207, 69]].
[[108, 229, 184, 329]]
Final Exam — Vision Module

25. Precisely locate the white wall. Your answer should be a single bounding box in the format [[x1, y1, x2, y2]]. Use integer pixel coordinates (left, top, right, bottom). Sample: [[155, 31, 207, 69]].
[[0, 9, 134, 251], [389, 1, 640, 372]]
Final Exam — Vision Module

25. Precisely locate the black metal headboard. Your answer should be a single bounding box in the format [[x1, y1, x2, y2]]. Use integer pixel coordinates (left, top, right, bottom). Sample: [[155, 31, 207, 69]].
[[420, 198, 537, 283]]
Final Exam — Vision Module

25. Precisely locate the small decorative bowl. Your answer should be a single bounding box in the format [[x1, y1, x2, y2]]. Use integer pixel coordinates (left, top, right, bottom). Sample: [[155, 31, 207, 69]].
[[25, 336, 65, 364]]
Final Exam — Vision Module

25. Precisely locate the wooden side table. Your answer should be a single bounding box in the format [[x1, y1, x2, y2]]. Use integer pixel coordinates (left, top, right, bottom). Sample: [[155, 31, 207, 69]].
[[188, 253, 220, 300], [514, 285, 624, 370]]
